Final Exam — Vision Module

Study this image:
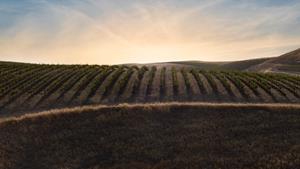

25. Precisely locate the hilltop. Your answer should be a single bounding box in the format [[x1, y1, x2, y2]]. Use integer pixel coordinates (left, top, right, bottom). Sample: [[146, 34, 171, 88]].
[[247, 48, 300, 74], [125, 48, 300, 75], [222, 48, 300, 74]]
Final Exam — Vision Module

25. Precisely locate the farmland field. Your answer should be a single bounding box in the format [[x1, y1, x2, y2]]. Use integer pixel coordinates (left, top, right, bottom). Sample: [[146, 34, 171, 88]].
[[0, 61, 300, 169], [0, 62, 299, 116]]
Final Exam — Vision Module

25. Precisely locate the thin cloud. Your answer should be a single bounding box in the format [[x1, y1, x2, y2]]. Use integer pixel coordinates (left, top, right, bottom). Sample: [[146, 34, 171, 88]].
[[0, 0, 299, 64]]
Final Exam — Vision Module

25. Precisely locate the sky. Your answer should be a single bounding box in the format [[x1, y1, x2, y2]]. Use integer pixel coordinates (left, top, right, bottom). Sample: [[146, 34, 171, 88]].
[[0, 0, 300, 65]]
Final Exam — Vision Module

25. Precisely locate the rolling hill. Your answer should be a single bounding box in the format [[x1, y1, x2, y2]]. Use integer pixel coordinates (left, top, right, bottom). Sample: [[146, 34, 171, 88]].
[[0, 61, 299, 116], [134, 48, 300, 75], [221, 58, 272, 71], [247, 48, 300, 74], [220, 48, 300, 74], [0, 49, 299, 169], [1, 103, 300, 169]]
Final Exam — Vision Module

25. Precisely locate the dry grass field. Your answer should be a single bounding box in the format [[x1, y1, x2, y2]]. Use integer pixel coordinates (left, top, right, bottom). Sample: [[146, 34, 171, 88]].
[[1, 102, 300, 169]]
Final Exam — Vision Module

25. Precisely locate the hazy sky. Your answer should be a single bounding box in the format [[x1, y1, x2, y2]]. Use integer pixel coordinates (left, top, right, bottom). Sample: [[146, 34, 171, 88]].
[[0, 0, 300, 64]]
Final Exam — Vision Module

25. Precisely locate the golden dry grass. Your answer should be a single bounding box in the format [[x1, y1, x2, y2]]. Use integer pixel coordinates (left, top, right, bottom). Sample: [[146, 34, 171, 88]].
[[1, 102, 300, 169], [2, 102, 300, 122]]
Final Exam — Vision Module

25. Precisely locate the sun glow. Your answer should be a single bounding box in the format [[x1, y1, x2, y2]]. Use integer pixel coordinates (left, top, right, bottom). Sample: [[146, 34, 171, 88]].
[[126, 44, 188, 63], [0, 1, 300, 64]]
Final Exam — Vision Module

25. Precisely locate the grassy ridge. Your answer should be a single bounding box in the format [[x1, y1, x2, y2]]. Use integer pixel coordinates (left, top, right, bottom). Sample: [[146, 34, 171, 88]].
[[1, 103, 300, 169]]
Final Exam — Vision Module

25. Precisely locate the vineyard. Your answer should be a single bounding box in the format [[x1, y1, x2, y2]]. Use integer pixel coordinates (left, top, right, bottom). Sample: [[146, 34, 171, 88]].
[[0, 62, 299, 114]]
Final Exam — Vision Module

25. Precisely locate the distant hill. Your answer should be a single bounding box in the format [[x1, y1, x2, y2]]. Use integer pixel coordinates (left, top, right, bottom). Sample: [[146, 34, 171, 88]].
[[165, 61, 226, 70], [125, 48, 300, 75], [246, 48, 300, 74], [221, 58, 272, 71], [124, 61, 226, 70], [167, 48, 300, 74]]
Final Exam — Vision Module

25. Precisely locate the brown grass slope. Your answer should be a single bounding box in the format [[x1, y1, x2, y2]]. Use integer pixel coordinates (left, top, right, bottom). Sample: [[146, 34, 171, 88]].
[[131, 47, 300, 74], [221, 58, 272, 71], [1, 103, 300, 169], [247, 48, 300, 74]]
